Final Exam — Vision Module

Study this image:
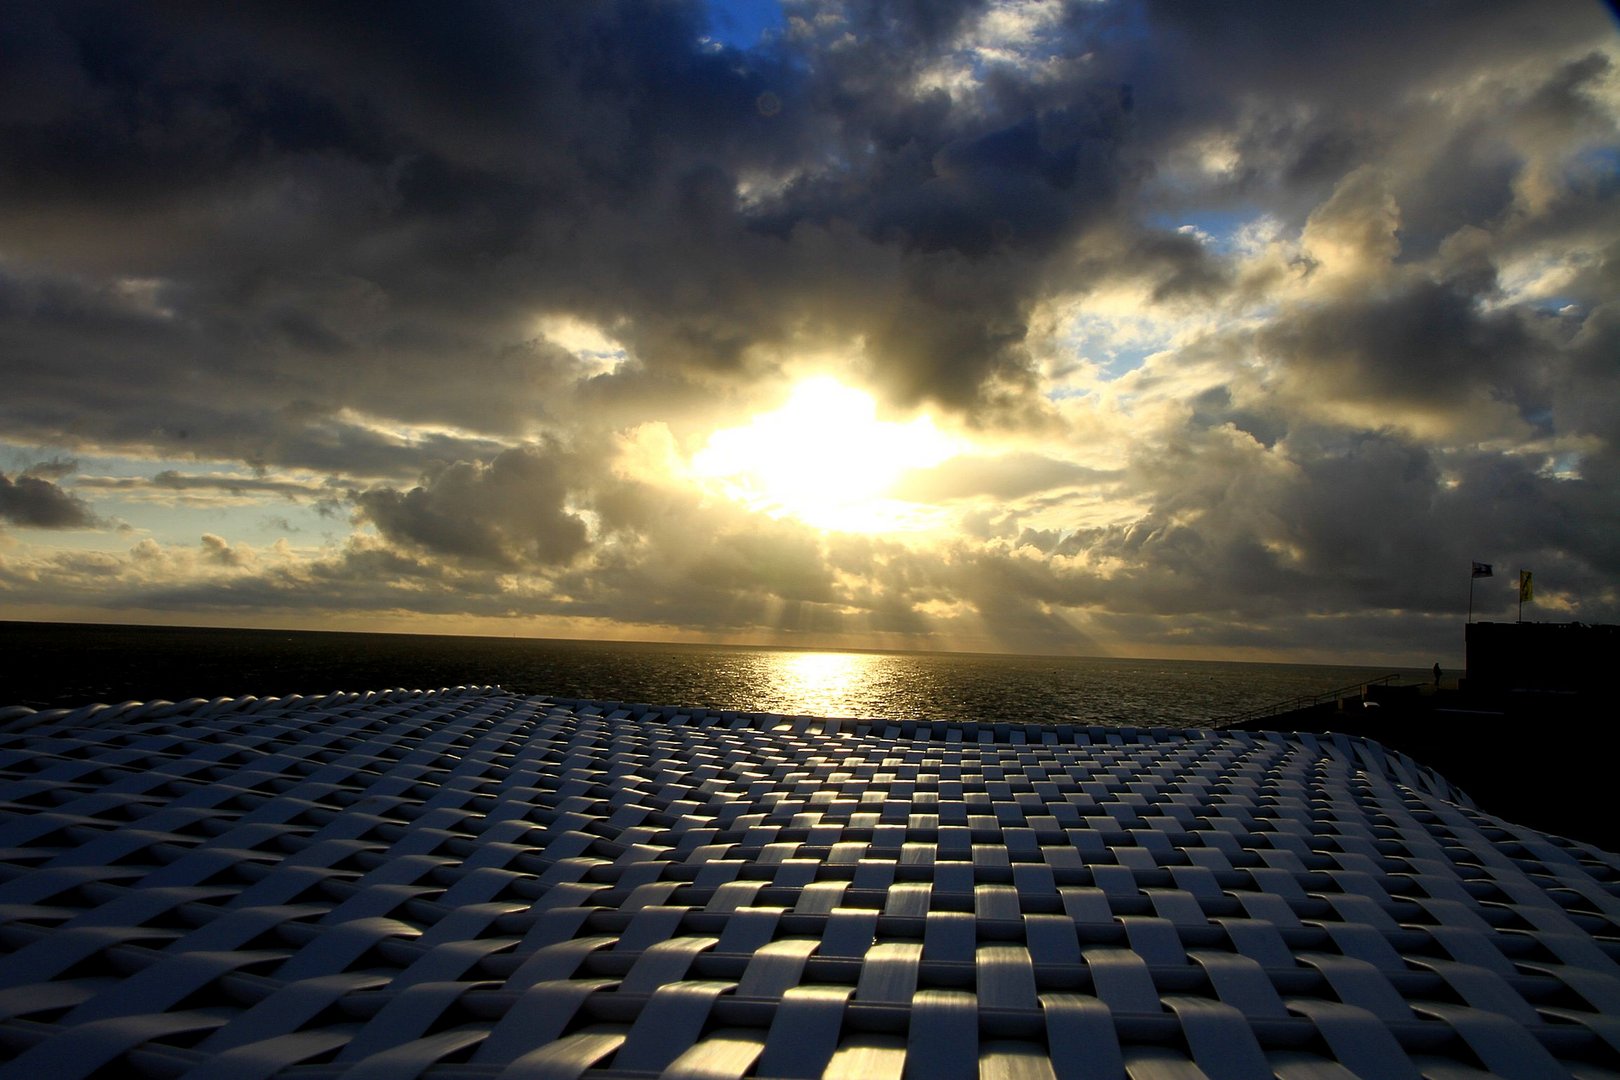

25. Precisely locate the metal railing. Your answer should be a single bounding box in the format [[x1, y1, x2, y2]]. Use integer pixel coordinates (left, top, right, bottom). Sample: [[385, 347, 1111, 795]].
[[1211, 673, 1406, 728]]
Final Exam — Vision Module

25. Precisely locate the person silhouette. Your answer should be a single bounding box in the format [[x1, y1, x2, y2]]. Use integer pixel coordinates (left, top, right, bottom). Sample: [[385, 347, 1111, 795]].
[[1433, 662, 1442, 686]]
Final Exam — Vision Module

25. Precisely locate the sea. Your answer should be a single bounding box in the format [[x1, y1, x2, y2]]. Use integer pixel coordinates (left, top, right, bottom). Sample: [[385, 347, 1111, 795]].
[[0, 621, 1426, 728]]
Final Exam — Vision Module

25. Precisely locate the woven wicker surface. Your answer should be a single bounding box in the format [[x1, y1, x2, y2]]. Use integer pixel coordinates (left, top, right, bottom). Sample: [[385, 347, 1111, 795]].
[[0, 687, 1617, 1078]]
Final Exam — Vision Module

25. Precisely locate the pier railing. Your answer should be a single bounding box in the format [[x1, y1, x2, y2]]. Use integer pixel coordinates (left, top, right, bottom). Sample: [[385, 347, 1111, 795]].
[[1211, 673, 1406, 728]]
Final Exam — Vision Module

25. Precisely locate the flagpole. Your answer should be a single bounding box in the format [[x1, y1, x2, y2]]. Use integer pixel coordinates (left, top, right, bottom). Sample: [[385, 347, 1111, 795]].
[[1468, 561, 1492, 622]]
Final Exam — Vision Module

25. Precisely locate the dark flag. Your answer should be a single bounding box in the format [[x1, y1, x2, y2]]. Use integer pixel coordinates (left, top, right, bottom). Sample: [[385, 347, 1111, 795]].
[[1472, 562, 1493, 578]]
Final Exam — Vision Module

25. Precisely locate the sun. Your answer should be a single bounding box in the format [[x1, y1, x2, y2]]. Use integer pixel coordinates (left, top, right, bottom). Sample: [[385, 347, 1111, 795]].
[[691, 377, 960, 533]]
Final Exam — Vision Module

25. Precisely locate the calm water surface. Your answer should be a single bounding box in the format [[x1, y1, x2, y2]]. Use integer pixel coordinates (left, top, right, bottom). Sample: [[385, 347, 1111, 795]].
[[0, 622, 1424, 726]]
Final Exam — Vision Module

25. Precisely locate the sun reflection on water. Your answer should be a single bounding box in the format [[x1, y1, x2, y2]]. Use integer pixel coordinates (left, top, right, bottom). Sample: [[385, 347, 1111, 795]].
[[762, 650, 882, 717]]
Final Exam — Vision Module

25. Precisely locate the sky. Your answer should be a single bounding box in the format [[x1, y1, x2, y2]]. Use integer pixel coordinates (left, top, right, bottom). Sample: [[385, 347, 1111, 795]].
[[2, 0, 1618, 665]]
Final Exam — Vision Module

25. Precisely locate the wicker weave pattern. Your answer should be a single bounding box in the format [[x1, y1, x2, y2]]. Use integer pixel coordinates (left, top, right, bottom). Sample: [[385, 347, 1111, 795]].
[[0, 688, 1617, 1078]]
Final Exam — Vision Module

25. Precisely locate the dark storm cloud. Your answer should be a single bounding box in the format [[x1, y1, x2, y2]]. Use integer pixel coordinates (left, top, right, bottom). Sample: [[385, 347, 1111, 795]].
[[1139, 0, 1586, 106], [1132, 1, 1612, 174], [0, 0, 1157, 441], [0, 0, 1563, 434], [1112, 0, 1620, 334], [3, 0, 1612, 442], [984, 413, 1620, 650], [355, 443, 589, 568], [0, 0, 799, 456], [1259, 279, 1543, 413], [762, 7, 1145, 407], [0, 470, 99, 528], [0, 258, 524, 475], [0, 536, 517, 622], [1, 0, 1616, 656], [576, 470, 849, 627]]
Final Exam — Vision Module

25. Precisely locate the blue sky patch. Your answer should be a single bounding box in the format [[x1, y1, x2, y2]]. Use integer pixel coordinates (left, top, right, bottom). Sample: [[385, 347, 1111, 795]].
[[705, 0, 785, 50], [1147, 208, 1259, 254]]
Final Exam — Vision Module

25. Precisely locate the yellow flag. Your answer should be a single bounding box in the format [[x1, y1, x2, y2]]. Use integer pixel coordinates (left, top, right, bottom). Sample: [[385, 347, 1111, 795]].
[[1519, 570, 1533, 602]]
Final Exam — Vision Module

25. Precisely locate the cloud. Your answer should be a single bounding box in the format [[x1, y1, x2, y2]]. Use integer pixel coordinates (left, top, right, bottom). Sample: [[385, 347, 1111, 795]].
[[893, 451, 1116, 501], [0, 470, 99, 529], [0, 0, 1616, 661], [200, 532, 255, 568], [18, 457, 79, 480], [76, 470, 336, 501], [1260, 280, 1542, 426], [354, 443, 589, 568], [0, 0, 1137, 440]]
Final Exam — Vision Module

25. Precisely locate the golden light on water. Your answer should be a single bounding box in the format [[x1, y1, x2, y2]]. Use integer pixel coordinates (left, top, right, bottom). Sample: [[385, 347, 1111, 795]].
[[692, 377, 960, 534], [765, 649, 880, 716]]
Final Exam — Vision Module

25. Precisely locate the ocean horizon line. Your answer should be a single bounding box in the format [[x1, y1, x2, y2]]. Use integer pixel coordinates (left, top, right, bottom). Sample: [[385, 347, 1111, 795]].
[[0, 619, 1428, 728], [0, 616, 1429, 674]]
